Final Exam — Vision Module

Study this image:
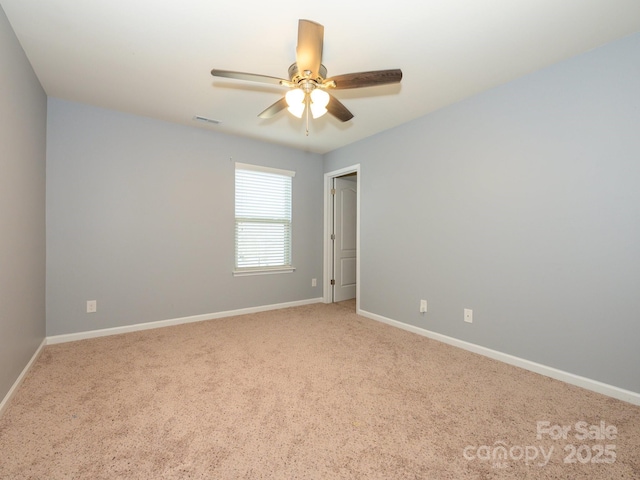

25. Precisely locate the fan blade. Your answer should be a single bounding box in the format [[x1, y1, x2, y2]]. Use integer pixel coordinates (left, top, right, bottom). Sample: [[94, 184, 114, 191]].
[[325, 69, 403, 89], [211, 69, 287, 86], [296, 19, 324, 78], [327, 94, 354, 122], [258, 97, 288, 119]]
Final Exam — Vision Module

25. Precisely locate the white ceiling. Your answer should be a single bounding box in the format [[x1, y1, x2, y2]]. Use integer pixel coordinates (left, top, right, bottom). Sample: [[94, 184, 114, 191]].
[[3, 1, 640, 154]]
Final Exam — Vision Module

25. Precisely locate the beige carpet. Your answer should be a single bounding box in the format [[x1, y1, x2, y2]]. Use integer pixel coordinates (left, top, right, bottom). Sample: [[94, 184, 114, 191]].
[[1, 301, 638, 479]]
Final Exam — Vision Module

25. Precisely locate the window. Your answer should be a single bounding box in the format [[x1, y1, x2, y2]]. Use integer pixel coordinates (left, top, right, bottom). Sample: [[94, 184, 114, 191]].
[[234, 163, 295, 275]]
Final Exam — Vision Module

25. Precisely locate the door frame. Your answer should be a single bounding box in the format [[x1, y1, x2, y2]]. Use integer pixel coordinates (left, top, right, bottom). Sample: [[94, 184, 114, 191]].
[[323, 164, 361, 312]]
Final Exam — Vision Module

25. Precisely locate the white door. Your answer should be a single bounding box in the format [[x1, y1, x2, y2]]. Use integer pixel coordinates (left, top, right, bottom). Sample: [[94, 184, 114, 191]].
[[333, 176, 357, 302]]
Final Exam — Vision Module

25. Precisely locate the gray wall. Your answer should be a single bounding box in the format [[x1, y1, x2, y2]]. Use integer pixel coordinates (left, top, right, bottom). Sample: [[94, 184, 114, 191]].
[[325, 33, 640, 393], [0, 6, 47, 401], [46, 98, 323, 336]]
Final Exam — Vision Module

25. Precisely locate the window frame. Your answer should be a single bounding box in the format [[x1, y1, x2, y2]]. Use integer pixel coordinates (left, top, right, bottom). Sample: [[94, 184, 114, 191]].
[[233, 162, 296, 277]]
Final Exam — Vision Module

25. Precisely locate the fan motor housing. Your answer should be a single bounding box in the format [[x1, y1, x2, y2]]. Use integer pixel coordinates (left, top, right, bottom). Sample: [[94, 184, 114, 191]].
[[288, 63, 327, 84]]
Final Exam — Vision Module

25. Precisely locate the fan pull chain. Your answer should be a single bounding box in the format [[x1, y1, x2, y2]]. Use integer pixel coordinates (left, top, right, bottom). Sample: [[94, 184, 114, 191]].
[[305, 95, 310, 136]]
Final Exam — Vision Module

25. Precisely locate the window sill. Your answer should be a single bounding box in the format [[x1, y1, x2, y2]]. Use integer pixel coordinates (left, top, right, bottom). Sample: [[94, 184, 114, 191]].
[[233, 267, 296, 277]]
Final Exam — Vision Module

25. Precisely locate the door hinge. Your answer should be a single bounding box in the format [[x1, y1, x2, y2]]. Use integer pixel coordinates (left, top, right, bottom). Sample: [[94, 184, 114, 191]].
[[330, 188, 336, 195], [330, 233, 335, 240], [330, 279, 336, 286]]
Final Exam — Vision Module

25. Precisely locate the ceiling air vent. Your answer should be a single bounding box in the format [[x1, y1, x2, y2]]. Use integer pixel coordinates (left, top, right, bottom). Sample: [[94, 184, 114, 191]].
[[193, 115, 222, 125]]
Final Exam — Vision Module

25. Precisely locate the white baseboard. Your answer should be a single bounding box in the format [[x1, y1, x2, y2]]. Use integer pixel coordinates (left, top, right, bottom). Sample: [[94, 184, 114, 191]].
[[5, 301, 635, 421], [47, 297, 324, 345], [358, 308, 640, 407], [1, 299, 323, 416], [0, 338, 47, 417]]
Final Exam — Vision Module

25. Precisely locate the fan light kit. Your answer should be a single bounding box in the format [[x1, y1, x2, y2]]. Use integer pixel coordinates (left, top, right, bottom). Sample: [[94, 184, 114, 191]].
[[285, 87, 330, 119], [211, 19, 403, 135]]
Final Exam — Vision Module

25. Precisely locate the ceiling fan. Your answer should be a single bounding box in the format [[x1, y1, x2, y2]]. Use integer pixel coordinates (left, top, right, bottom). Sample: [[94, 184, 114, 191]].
[[210, 19, 402, 132]]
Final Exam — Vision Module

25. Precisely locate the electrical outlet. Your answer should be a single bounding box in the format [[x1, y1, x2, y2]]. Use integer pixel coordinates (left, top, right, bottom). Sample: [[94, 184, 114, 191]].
[[311, 278, 317, 287], [464, 308, 473, 323], [87, 300, 97, 313], [420, 299, 427, 313]]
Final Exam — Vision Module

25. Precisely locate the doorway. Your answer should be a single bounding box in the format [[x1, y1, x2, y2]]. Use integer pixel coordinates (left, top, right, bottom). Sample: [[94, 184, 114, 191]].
[[323, 165, 360, 311]]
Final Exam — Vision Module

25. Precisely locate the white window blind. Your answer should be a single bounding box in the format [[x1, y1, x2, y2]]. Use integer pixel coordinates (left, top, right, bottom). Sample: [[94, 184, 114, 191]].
[[234, 163, 295, 274]]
